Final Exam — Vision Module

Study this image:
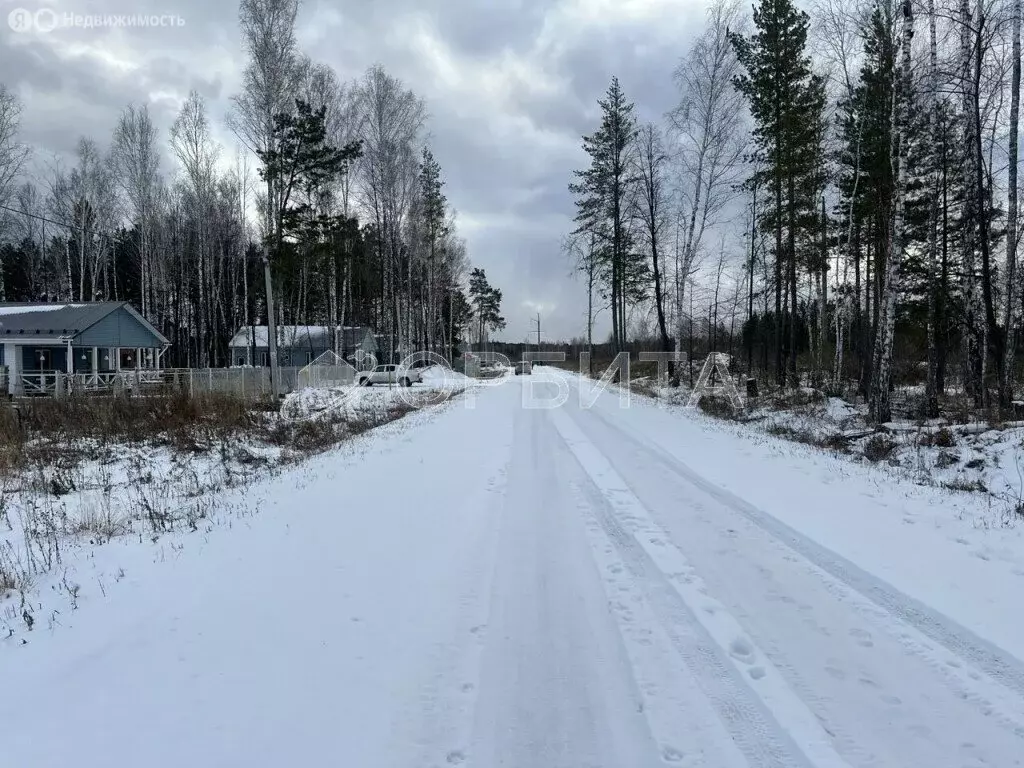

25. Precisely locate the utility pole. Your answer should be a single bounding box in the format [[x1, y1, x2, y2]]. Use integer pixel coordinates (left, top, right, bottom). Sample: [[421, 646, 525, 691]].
[[689, 279, 695, 386], [748, 179, 757, 376], [531, 312, 541, 348], [263, 246, 280, 398], [263, 172, 280, 398]]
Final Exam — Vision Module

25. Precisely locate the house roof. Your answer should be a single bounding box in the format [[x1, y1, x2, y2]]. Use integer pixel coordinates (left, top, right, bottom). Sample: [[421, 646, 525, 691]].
[[0, 301, 169, 344], [229, 325, 375, 349]]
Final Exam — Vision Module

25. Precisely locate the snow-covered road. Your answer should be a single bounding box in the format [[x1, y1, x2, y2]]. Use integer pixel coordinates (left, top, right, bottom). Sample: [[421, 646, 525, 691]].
[[4, 372, 1024, 767]]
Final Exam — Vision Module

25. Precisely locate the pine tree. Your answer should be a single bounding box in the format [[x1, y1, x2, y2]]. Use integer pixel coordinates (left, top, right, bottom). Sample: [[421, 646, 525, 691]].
[[833, 2, 898, 397], [569, 76, 646, 351], [468, 267, 505, 345], [257, 99, 361, 260], [418, 147, 449, 351], [732, 0, 826, 387]]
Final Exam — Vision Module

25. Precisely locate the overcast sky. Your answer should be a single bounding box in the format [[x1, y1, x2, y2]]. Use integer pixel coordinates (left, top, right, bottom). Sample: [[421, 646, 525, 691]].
[[2, 0, 710, 341]]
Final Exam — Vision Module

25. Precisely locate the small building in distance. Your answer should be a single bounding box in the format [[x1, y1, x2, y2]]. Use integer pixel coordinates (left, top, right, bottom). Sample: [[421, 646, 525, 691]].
[[228, 325, 378, 367]]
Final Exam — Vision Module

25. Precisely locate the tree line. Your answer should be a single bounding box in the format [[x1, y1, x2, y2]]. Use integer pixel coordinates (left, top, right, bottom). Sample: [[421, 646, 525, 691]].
[[567, 0, 1023, 422], [0, 0, 504, 369]]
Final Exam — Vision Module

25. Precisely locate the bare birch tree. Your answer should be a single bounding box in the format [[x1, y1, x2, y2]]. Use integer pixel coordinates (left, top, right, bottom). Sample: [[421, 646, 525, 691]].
[[172, 91, 221, 366], [924, 0, 943, 417], [0, 85, 30, 298], [634, 123, 674, 362], [111, 104, 161, 319], [1002, 0, 1021, 403], [870, 0, 914, 423], [668, 0, 746, 381], [356, 64, 426, 361], [229, 0, 301, 395]]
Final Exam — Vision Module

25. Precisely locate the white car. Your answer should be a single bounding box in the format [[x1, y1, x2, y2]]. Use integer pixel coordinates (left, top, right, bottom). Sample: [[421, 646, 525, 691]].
[[356, 364, 420, 387]]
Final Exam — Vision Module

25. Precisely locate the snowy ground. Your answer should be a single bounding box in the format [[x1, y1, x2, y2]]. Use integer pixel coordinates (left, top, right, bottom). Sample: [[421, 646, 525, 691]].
[[3, 369, 1024, 766], [0, 369, 474, 636], [281, 365, 473, 419], [635, 375, 1024, 517]]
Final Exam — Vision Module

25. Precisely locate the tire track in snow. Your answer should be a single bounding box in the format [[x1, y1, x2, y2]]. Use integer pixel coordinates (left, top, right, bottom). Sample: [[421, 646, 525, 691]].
[[549, 422, 752, 767], [585, 401, 1024, 704], [468, 399, 665, 768], [549, 406, 850, 768], [572, 404, 1024, 761]]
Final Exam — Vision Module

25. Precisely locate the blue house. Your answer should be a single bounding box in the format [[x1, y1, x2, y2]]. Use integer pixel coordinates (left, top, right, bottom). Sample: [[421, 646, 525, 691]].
[[0, 301, 169, 395]]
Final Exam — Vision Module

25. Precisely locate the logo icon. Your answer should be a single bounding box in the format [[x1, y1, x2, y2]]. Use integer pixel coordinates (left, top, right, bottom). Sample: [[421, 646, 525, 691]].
[[34, 8, 58, 32], [7, 8, 32, 32]]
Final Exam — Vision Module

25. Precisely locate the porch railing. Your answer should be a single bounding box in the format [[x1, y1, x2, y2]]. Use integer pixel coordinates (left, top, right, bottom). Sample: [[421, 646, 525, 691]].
[[12, 367, 310, 400]]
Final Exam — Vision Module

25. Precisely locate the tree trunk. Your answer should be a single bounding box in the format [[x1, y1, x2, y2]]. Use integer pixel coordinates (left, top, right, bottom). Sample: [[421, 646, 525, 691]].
[[871, 0, 914, 424], [972, 0, 1003, 406], [925, 0, 942, 418], [265, 176, 280, 397], [787, 174, 798, 389], [961, 0, 983, 406], [1002, 0, 1021, 404], [775, 169, 784, 387]]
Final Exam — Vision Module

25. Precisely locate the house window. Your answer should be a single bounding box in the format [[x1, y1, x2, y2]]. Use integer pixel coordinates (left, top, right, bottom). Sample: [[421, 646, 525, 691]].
[[305, 351, 312, 365], [259, 351, 268, 366], [236, 357, 245, 366]]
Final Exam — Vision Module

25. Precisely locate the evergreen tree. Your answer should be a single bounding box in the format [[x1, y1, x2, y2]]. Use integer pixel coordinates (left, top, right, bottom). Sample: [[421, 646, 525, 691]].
[[835, 2, 896, 395], [419, 147, 449, 351], [732, 0, 826, 387], [257, 99, 361, 256], [569, 76, 647, 351], [468, 267, 505, 345]]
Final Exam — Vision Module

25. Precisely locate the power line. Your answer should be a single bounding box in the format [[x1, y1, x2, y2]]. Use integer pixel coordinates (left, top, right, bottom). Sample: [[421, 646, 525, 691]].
[[0, 202, 116, 242]]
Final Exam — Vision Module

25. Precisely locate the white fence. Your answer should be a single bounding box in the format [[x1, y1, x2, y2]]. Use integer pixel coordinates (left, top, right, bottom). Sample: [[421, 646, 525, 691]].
[[11, 365, 355, 401]]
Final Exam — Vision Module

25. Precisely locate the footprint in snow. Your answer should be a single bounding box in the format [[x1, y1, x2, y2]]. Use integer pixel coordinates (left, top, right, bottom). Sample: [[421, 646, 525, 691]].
[[849, 628, 874, 647], [729, 637, 755, 663], [748, 666, 767, 680], [824, 665, 847, 681], [446, 750, 465, 764], [661, 746, 685, 763]]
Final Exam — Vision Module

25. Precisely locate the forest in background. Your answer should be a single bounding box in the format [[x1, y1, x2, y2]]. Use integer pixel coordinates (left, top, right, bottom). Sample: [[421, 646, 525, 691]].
[[567, 0, 1024, 423], [0, 0, 506, 369]]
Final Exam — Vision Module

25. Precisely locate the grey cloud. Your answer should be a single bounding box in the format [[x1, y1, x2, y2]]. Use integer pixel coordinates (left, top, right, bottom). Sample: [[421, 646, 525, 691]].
[[3, 0, 711, 340]]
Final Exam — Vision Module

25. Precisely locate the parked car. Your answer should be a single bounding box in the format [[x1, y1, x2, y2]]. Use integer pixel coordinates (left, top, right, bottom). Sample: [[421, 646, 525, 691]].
[[514, 361, 533, 375], [356, 364, 420, 387]]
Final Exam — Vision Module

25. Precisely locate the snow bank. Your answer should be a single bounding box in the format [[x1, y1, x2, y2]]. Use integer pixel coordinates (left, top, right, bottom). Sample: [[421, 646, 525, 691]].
[[280, 370, 471, 420], [630, 373, 1024, 510]]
